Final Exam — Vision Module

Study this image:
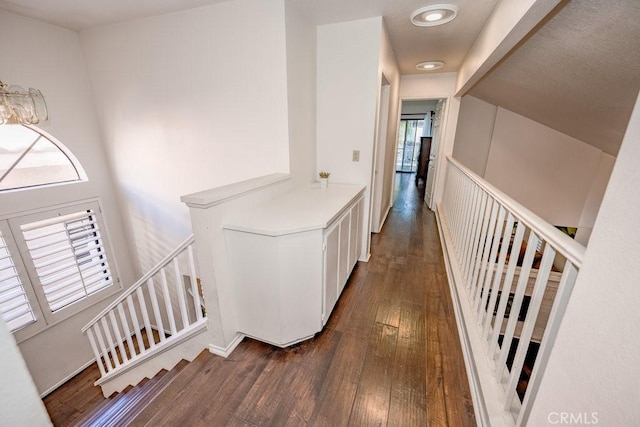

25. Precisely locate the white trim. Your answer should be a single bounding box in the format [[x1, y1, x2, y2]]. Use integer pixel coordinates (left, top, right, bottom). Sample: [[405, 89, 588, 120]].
[[435, 204, 515, 426], [40, 357, 96, 398], [208, 332, 244, 358], [376, 203, 392, 233], [181, 173, 290, 208], [94, 318, 208, 386], [359, 253, 371, 263], [0, 125, 88, 194]]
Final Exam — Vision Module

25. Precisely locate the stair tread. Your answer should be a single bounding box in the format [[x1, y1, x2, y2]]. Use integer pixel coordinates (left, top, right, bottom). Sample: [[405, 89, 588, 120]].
[[127, 350, 214, 425], [116, 362, 191, 425], [74, 362, 188, 427]]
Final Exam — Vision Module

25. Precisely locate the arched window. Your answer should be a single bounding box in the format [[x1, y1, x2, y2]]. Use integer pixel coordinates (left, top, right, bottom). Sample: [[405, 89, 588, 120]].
[[0, 125, 87, 191]]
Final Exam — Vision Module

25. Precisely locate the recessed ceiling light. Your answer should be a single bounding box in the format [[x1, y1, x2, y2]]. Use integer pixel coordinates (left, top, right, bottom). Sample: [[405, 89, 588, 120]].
[[411, 4, 459, 27], [416, 61, 445, 71], [424, 12, 444, 22]]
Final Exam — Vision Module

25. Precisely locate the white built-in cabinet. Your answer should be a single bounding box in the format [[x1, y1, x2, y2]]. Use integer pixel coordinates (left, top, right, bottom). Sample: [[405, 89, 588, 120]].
[[323, 197, 363, 324], [224, 183, 365, 347]]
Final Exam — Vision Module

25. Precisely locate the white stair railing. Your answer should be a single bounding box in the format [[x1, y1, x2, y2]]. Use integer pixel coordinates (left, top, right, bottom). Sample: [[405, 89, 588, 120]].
[[437, 156, 584, 426], [82, 235, 206, 386]]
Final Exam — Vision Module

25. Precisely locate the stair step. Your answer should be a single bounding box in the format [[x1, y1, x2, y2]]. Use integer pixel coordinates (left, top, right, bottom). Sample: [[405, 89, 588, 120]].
[[117, 360, 190, 426], [74, 360, 189, 427], [127, 350, 213, 425]]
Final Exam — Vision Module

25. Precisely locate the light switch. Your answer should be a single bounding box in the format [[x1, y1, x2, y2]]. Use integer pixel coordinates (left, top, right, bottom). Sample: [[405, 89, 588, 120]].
[[352, 150, 360, 162]]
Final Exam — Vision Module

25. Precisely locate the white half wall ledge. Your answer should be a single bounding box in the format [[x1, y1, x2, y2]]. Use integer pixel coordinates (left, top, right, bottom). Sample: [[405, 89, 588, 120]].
[[181, 173, 290, 208]]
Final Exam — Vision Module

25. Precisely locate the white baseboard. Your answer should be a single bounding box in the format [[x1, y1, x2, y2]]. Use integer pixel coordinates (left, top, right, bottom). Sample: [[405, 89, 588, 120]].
[[378, 204, 392, 232], [358, 252, 371, 263], [209, 333, 245, 358], [40, 358, 96, 398], [435, 204, 514, 427]]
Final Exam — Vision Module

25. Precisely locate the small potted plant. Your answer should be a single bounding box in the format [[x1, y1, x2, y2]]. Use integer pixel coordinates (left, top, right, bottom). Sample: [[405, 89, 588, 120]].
[[319, 171, 330, 189]]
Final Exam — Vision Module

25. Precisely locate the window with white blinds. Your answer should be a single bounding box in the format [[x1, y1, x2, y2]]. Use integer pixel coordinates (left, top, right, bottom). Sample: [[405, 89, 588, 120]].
[[0, 230, 36, 331], [0, 199, 120, 340], [20, 208, 113, 312]]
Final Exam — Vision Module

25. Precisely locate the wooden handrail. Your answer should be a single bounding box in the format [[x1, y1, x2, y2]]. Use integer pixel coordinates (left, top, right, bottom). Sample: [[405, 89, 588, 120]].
[[82, 235, 195, 333], [446, 156, 585, 268]]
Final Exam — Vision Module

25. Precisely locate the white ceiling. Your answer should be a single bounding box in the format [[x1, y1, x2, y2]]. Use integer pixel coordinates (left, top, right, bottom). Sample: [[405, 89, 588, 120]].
[[287, 0, 499, 75], [0, 0, 230, 30], [2, 0, 638, 156], [0, 0, 499, 75]]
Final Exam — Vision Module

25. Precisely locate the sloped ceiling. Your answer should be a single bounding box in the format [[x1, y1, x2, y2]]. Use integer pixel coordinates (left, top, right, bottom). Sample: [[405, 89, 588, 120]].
[[469, 0, 640, 156]]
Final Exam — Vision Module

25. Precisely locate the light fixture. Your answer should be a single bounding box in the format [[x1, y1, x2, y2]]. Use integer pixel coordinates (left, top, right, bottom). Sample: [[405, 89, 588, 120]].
[[411, 4, 459, 27], [0, 80, 48, 125], [416, 61, 445, 71]]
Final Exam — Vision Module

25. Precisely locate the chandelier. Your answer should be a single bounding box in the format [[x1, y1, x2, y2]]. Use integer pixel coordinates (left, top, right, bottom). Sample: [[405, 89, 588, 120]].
[[0, 80, 48, 125]]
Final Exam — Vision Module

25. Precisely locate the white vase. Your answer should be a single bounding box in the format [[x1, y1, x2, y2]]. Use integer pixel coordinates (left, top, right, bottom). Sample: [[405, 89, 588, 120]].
[[320, 177, 328, 189]]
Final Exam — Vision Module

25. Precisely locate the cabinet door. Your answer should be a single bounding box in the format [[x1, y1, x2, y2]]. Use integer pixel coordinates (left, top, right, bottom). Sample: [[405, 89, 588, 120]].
[[354, 198, 364, 261], [323, 222, 340, 325], [349, 199, 359, 270], [338, 211, 351, 292]]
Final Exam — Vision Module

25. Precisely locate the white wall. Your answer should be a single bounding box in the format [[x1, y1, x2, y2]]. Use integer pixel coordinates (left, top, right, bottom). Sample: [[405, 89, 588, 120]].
[[528, 91, 640, 426], [284, 0, 317, 185], [452, 95, 497, 176], [399, 73, 461, 208], [0, 10, 135, 395], [80, 0, 291, 273], [0, 318, 51, 426], [575, 152, 615, 245], [316, 17, 383, 259], [484, 108, 608, 227]]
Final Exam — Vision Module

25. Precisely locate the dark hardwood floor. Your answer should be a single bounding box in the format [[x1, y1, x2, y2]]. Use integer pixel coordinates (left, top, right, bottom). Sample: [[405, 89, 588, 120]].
[[44, 173, 475, 426]]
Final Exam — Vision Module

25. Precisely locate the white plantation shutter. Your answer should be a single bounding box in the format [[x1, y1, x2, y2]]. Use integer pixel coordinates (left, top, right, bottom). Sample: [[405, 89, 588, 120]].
[[20, 208, 113, 312], [0, 229, 36, 331]]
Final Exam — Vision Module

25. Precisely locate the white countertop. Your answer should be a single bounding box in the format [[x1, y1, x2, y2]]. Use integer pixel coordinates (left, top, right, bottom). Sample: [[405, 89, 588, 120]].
[[223, 182, 366, 236]]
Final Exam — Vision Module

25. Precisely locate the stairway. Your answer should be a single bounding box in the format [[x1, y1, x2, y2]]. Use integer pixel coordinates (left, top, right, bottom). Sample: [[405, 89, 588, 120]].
[[74, 359, 190, 427], [81, 235, 210, 397]]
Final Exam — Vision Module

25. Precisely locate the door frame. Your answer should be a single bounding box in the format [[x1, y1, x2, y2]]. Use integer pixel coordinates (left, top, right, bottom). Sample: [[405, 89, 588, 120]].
[[391, 97, 450, 211]]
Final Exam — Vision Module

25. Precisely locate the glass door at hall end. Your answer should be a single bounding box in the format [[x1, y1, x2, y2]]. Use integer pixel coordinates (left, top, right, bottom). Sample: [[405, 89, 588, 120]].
[[395, 119, 424, 173]]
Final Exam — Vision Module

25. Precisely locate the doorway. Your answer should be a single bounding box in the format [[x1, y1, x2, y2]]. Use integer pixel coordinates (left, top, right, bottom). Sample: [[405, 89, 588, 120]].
[[395, 119, 425, 173], [392, 98, 446, 211]]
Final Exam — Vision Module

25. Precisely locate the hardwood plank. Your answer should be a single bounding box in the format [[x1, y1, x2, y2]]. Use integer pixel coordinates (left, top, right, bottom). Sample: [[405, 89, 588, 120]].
[[137, 341, 261, 426], [308, 334, 369, 426], [388, 301, 427, 426], [347, 322, 398, 426], [325, 263, 366, 333], [267, 329, 342, 426], [340, 270, 386, 341], [190, 340, 276, 426], [374, 261, 402, 317], [231, 343, 309, 425], [129, 350, 214, 425], [426, 268, 449, 427]]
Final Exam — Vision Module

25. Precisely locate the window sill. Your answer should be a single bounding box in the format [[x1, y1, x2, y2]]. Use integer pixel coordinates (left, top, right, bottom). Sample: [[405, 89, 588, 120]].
[[13, 282, 122, 345]]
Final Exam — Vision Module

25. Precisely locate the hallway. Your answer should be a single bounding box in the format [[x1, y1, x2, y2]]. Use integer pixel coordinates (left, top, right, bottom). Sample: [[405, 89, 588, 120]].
[[44, 173, 475, 426]]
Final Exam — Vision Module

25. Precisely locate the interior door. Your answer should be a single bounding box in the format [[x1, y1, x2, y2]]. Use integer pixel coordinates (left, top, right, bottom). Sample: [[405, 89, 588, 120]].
[[425, 99, 445, 209], [371, 80, 390, 233]]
